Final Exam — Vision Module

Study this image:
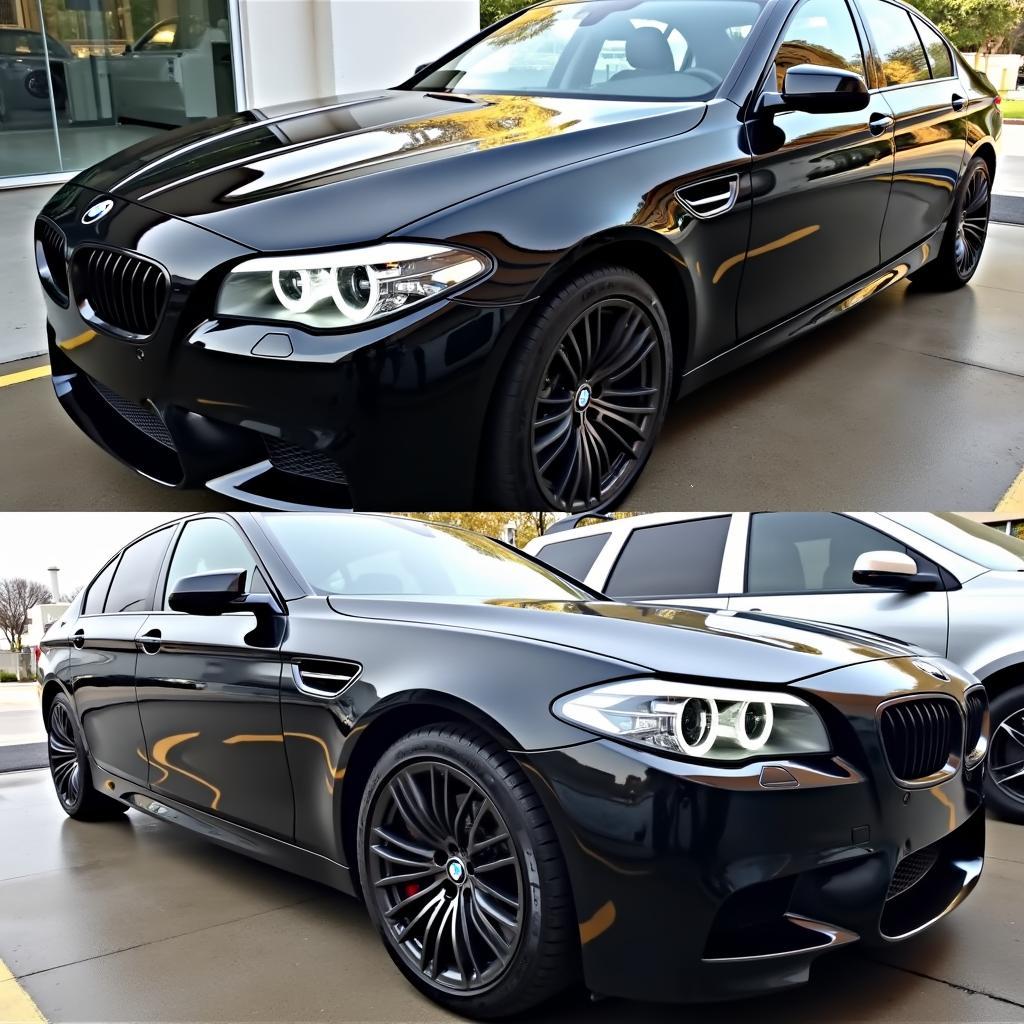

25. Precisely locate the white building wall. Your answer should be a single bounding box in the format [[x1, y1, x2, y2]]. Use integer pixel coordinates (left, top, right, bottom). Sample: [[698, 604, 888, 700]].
[[237, 0, 479, 110]]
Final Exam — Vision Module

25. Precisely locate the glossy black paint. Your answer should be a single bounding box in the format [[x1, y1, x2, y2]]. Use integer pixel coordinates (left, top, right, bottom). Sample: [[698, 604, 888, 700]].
[[39, 512, 985, 1004], [34, 0, 999, 510]]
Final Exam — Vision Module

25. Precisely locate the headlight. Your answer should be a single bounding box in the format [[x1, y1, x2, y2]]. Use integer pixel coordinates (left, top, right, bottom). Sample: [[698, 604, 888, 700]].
[[216, 243, 491, 329], [553, 679, 830, 761]]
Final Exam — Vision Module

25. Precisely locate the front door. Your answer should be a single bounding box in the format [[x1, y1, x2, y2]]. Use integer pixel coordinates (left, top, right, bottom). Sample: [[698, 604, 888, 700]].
[[856, 0, 969, 260], [727, 512, 950, 655], [738, 0, 895, 338], [71, 526, 176, 785], [134, 516, 293, 839]]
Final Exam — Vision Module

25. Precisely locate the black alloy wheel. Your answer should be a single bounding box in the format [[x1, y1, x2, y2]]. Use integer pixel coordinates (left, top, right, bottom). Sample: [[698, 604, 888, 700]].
[[487, 265, 673, 512], [986, 688, 1024, 824], [46, 694, 126, 820], [912, 155, 991, 290], [358, 724, 577, 1018], [532, 297, 666, 510]]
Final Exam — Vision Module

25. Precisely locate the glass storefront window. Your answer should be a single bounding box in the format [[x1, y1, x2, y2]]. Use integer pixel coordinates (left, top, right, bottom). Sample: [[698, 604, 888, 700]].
[[0, 0, 236, 184]]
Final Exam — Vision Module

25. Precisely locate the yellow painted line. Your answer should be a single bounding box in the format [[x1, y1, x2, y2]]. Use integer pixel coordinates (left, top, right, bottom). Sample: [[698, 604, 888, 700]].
[[996, 466, 1024, 515], [0, 960, 46, 1023], [0, 366, 50, 389]]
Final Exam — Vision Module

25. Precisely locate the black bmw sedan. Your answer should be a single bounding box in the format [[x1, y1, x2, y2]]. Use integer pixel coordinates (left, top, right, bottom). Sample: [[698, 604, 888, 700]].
[[40, 512, 987, 1016], [34, 0, 999, 512]]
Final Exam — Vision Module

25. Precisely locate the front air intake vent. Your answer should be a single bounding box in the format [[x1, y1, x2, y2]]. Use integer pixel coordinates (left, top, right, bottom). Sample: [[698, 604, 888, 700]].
[[35, 218, 69, 303], [265, 438, 347, 485], [73, 246, 169, 338], [887, 847, 938, 900], [879, 696, 962, 786], [293, 659, 361, 698], [964, 688, 989, 766]]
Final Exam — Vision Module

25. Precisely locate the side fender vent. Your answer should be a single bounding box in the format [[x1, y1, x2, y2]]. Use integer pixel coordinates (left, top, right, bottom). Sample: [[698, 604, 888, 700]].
[[293, 658, 362, 698], [676, 173, 741, 219]]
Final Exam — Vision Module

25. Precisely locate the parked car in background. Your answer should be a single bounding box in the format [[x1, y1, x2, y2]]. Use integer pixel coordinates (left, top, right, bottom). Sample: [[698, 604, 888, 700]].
[[0, 28, 71, 125], [39, 512, 986, 1016], [35, 0, 1000, 511], [527, 512, 1024, 821]]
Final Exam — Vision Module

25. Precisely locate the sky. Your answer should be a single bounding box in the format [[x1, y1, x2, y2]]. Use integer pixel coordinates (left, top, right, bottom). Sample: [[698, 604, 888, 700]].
[[0, 513, 185, 597]]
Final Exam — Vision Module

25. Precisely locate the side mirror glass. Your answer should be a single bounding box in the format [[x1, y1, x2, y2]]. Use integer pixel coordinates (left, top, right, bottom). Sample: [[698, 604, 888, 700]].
[[852, 551, 941, 592], [759, 63, 870, 116]]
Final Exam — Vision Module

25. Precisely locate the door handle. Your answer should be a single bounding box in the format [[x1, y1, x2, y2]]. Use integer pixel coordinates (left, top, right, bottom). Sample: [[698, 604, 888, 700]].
[[952, 93, 967, 112], [138, 629, 162, 656], [868, 113, 895, 135], [72, 629, 85, 650]]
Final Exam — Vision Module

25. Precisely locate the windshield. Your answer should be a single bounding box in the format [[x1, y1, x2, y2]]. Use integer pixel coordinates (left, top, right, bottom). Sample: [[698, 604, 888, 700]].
[[888, 513, 1024, 572], [262, 514, 593, 600], [413, 0, 767, 101]]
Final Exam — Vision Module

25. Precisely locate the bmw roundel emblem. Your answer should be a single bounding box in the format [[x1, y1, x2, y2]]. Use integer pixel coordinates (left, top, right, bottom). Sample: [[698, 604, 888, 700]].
[[912, 658, 951, 683], [82, 199, 114, 225], [446, 858, 466, 883]]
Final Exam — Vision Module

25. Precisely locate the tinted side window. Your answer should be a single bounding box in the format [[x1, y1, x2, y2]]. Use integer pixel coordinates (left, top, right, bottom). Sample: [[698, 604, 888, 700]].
[[164, 519, 262, 608], [83, 558, 118, 616], [606, 518, 729, 598], [533, 535, 609, 582], [773, 0, 866, 91], [104, 528, 174, 613], [859, 0, 929, 85], [746, 512, 936, 594], [913, 17, 952, 78]]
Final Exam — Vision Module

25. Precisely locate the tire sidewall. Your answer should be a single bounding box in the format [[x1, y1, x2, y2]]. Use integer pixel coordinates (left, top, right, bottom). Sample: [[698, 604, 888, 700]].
[[356, 730, 550, 1015], [498, 267, 674, 511], [985, 687, 1024, 823]]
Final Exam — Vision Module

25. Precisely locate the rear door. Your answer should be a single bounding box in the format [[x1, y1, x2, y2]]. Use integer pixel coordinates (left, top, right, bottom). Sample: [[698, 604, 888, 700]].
[[70, 527, 176, 785], [856, 0, 968, 259], [726, 512, 949, 653], [134, 516, 293, 839]]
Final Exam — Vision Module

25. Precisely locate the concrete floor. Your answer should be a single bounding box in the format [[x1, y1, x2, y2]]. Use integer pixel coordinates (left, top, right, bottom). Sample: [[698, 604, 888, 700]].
[[0, 768, 1022, 1023]]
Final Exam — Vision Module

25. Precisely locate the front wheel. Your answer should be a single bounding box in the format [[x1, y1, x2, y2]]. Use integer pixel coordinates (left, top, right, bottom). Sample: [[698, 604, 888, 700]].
[[46, 694, 127, 820], [910, 156, 991, 291], [986, 687, 1024, 824], [486, 266, 673, 511], [357, 724, 578, 1018]]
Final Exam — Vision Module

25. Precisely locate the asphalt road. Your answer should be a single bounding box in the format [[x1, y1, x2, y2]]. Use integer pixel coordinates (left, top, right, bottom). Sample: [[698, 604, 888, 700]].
[[1, 221, 1022, 511], [0, 768, 1021, 1023]]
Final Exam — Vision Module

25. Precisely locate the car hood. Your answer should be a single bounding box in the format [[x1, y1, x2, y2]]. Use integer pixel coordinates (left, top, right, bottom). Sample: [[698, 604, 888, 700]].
[[326, 597, 917, 684], [69, 89, 706, 252]]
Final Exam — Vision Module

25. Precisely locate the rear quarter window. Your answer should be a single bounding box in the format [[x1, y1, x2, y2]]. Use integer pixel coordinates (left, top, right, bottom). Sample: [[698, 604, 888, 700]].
[[532, 534, 610, 582]]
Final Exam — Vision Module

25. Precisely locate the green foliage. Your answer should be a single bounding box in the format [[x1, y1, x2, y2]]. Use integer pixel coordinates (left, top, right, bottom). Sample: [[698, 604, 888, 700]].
[[910, 0, 1024, 52], [0, 672, 17, 683], [480, 0, 541, 28]]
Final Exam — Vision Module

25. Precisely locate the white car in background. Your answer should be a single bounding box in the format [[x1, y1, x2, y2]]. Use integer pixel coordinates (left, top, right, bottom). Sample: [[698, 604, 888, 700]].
[[527, 512, 1024, 821]]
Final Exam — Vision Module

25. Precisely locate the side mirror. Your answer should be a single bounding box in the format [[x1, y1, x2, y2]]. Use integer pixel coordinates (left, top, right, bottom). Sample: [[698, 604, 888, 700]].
[[168, 569, 284, 646], [758, 64, 870, 116], [169, 569, 247, 615], [415, 62, 430, 75], [852, 551, 941, 592]]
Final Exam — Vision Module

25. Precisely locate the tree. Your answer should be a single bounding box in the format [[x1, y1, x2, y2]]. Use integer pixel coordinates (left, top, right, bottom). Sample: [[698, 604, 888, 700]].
[[912, 0, 1024, 52], [0, 578, 51, 653], [480, 0, 540, 28]]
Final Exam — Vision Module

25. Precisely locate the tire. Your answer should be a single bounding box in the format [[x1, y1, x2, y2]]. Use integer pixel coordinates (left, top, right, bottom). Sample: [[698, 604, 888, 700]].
[[46, 693, 127, 821], [910, 156, 991, 291], [486, 265, 674, 511], [985, 686, 1024, 825], [356, 723, 578, 1019]]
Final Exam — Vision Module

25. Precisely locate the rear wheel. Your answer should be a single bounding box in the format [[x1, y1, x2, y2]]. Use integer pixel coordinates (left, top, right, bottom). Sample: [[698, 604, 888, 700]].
[[357, 723, 578, 1018], [47, 694, 127, 821], [986, 687, 1024, 824], [911, 156, 991, 291], [486, 266, 673, 511]]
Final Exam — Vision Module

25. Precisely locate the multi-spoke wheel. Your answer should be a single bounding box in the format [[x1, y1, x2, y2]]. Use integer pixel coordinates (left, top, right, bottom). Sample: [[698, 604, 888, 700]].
[[487, 266, 672, 511], [986, 689, 1024, 824], [358, 724, 577, 1017], [911, 155, 991, 291], [46, 694, 126, 820]]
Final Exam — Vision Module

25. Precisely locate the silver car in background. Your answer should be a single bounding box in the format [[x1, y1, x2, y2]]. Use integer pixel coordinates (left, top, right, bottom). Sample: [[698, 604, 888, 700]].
[[527, 512, 1024, 821]]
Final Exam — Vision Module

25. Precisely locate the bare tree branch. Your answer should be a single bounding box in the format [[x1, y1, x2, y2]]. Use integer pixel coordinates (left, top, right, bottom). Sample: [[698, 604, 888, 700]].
[[0, 578, 52, 652]]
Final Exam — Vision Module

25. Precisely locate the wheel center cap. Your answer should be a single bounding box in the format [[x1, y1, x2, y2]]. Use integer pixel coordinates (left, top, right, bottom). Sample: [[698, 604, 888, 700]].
[[446, 857, 467, 884], [575, 384, 592, 411]]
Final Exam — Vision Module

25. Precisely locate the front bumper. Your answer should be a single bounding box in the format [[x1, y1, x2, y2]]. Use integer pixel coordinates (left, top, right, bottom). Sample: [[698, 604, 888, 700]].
[[40, 183, 529, 509], [519, 662, 987, 1004]]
